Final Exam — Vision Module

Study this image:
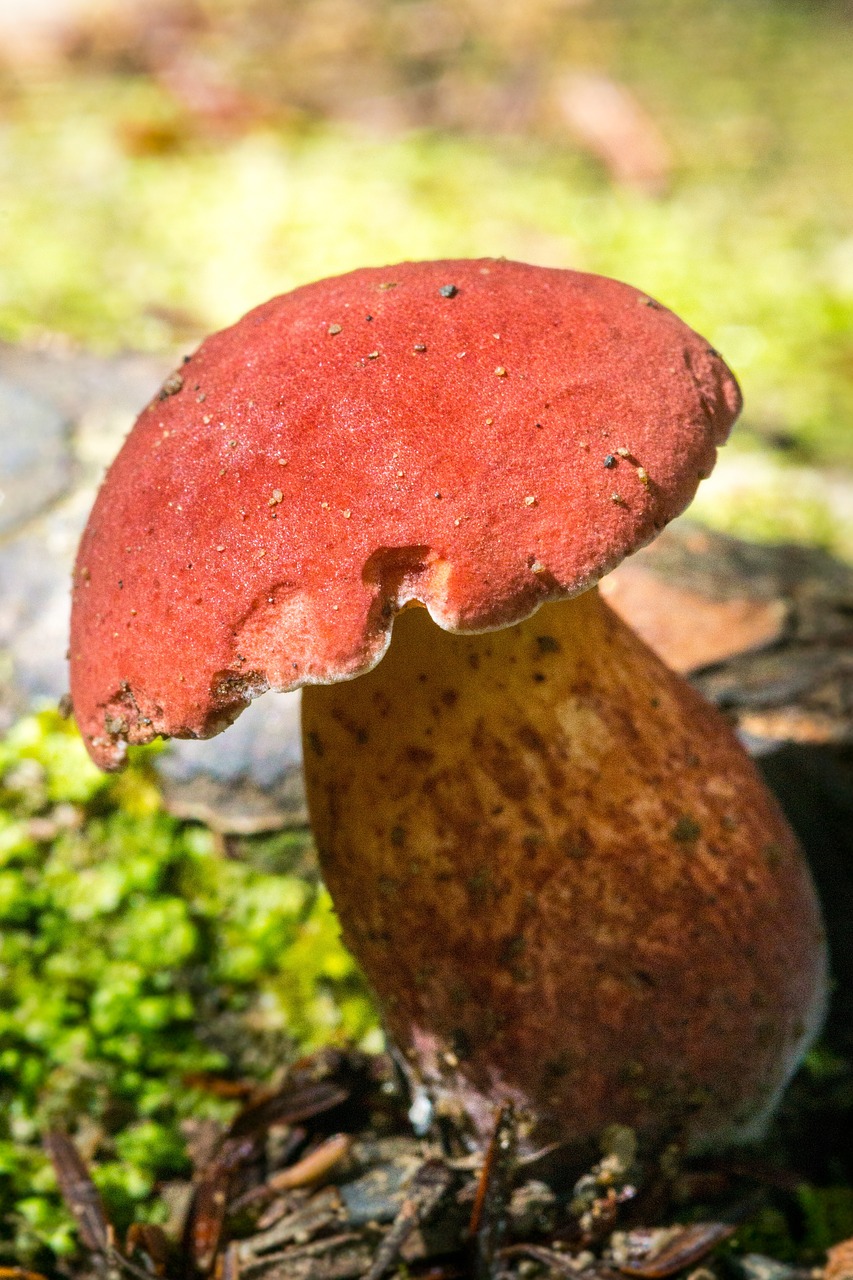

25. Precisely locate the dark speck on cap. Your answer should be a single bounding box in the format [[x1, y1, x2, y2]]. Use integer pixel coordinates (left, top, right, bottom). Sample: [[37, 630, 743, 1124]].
[[439, 284, 459, 298]]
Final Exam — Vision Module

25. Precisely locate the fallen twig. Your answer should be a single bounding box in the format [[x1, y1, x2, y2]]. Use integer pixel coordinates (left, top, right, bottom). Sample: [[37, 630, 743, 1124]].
[[469, 1104, 517, 1280], [362, 1158, 453, 1280]]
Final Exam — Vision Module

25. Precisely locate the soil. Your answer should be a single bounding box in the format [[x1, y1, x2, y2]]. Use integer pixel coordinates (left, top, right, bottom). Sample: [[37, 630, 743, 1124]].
[[44, 1043, 850, 1280]]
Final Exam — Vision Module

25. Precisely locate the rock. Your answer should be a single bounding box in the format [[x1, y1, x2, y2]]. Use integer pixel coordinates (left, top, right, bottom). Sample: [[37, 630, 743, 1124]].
[[0, 341, 169, 465], [160, 692, 307, 832], [0, 487, 93, 727], [338, 1154, 422, 1227], [730, 1255, 814, 1280], [0, 376, 72, 536], [0, 339, 173, 731]]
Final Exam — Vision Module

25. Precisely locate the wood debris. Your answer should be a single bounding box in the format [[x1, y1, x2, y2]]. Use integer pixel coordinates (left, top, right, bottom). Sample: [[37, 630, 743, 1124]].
[[39, 1046, 852, 1280]]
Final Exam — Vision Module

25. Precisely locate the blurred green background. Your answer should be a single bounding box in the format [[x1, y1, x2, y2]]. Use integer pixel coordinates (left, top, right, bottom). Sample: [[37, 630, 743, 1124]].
[[2, 0, 853, 550], [1, 0, 853, 1265]]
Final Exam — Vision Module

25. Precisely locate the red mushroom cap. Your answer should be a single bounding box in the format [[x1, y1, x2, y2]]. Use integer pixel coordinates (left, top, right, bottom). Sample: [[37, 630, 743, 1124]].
[[70, 259, 741, 768]]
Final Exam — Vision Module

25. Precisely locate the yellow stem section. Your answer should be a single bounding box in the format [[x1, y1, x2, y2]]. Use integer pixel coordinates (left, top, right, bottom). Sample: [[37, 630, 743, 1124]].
[[302, 589, 825, 1151]]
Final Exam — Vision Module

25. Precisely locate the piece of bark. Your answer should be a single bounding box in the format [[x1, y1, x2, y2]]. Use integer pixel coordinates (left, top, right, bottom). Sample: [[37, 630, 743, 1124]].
[[604, 522, 853, 747]]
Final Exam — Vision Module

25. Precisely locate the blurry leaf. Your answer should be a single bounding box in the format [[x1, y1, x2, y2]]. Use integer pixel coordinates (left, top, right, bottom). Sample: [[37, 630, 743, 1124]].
[[43, 1130, 111, 1254]]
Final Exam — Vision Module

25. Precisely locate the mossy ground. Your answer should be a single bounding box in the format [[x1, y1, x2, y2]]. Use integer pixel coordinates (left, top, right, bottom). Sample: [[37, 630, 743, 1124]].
[[0, 711, 377, 1264]]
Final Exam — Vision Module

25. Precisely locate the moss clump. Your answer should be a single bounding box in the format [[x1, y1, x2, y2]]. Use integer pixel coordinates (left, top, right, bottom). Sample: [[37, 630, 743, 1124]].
[[0, 710, 377, 1265]]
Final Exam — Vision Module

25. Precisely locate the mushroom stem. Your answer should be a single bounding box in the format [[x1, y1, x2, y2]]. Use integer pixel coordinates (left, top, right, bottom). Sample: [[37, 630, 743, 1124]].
[[302, 589, 826, 1152]]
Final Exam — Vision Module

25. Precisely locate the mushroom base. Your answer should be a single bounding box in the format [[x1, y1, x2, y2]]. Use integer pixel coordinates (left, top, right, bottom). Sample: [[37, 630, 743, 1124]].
[[302, 590, 827, 1152]]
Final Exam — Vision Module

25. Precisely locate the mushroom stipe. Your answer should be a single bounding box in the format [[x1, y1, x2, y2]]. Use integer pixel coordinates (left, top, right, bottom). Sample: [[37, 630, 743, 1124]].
[[303, 592, 825, 1151], [70, 258, 827, 1155]]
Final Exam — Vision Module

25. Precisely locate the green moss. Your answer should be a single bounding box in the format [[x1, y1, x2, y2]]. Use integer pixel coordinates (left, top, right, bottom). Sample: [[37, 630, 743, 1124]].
[[0, 710, 377, 1264], [729, 1205, 800, 1264], [798, 1185, 853, 1258]]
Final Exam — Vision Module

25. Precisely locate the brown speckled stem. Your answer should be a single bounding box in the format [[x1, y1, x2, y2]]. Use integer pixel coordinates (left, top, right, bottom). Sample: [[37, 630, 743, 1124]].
[[302, 590, 826, 1152]]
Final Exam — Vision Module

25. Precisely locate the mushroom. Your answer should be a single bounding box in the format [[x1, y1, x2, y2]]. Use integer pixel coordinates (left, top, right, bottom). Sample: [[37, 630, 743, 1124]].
[[70, 258, 827, 1153]]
